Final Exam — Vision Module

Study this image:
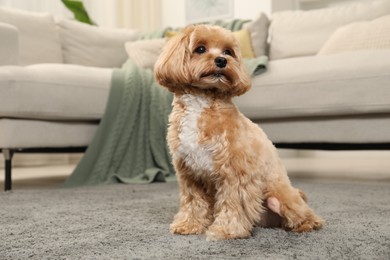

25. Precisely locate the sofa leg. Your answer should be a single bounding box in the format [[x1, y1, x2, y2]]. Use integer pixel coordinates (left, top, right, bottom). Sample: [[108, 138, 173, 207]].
[[3, 149, 14, 191]]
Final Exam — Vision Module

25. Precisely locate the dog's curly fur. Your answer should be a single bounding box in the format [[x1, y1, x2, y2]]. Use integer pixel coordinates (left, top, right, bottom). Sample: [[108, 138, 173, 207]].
[[154, 24, 323, 241]]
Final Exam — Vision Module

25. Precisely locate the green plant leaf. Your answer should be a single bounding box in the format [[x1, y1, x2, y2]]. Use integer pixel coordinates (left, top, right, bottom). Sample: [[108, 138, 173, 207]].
[[61, 0, 96, 25]]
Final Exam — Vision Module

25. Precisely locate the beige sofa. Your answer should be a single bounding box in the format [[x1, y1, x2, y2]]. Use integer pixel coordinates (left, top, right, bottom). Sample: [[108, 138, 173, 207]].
[[1, 0, 390, 190]]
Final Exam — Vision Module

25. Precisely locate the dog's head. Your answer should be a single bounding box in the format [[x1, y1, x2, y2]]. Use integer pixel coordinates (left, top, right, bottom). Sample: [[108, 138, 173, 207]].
[[154, 24, 251, 97]]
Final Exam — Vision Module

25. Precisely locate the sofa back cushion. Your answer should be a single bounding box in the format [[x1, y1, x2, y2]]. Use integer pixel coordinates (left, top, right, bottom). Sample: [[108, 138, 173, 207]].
[[269, 0, 390, 60], [57, 18, 139, 68], [318, 15, 390, 55], [0, 22, 19, 65], [0, 7, 63, 65]]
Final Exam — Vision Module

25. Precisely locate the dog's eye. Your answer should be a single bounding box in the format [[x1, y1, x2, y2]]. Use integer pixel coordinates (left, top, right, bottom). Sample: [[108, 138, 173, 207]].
[[194, 46, 206, 54], [224, 49, 233, 56]]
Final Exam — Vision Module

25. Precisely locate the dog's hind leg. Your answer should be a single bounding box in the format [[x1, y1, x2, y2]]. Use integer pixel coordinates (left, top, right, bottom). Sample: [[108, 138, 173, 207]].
[[265, 182, 324, 232], [258, 191, 309, 228]]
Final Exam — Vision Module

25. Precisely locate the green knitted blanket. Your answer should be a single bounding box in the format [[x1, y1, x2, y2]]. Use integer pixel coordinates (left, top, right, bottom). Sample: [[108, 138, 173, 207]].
[[63, 60, 174, 187], [63, 57, 268, 187]]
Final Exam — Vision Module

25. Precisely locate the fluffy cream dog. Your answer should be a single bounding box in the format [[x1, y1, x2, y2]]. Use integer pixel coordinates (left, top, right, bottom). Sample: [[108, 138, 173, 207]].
[[154, 24, 323, 241]]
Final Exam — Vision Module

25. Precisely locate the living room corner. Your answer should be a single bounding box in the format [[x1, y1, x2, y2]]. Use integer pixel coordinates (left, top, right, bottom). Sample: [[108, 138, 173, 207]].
[[0, 0, 389, 259]]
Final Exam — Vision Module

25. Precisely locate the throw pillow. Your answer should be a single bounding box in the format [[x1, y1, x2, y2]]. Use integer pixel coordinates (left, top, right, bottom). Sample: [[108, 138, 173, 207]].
[[233, 29, 255, 59], [269, 0, 390, 60], [0, 7, 63, 65], [243, 12, 269, 57], [318, 15, 390, 55], [57, 18, 139, 68], [125, 38, 166, 70]]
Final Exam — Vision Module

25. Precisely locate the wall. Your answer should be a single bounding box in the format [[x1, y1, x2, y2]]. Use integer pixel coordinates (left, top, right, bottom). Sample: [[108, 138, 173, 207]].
[[0, 0, 375, 29], [299, 0, 374, 10], [161, 0, 377, 28], [161, 0, 297, 28]]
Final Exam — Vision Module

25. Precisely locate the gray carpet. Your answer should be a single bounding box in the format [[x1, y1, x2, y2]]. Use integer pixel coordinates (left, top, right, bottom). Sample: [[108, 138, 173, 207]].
[[1, 178, 389, 259]]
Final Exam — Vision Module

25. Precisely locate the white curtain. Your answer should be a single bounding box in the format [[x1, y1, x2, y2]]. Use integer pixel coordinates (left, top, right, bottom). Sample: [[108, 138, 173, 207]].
[[117, 0, 162, 31], [0, 0, 162, 31], [82, 0, 162, 31]]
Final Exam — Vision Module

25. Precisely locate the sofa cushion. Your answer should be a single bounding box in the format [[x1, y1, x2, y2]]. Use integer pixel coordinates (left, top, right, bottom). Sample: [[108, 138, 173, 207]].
[[0, 64, 112, 121], [233, 29, 255, 58], [260, 117, 390, 144], [269, 0, 390, 60], [125, 38, 166, 71], [243, 12, 269, 57], [318, 15, 390, 55], [0, 7, 63, 65], [57, 18, 139, 68], [0, 22, 19, 65], [0, 119, 97, 149], [234, 50, 390, 120]]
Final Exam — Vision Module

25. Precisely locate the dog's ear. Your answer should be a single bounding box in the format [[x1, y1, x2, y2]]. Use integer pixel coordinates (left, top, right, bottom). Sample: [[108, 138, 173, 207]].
[[154, 27, 193, 92], [230, 45, 252, 96]]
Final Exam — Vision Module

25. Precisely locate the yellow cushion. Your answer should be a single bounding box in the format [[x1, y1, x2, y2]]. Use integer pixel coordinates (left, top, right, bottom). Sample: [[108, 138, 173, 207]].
[[233, 29, 255, 58], [165, 29, 255, 58], [164, 30, 178, 39]]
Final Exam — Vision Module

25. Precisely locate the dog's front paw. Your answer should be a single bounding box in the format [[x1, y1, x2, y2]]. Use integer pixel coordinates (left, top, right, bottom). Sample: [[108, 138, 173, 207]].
[[205, 224, 251, 241], [170, 220, 206, 235]]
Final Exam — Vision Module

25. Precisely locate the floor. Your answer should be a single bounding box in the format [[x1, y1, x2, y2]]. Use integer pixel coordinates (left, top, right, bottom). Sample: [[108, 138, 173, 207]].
[[0, 164, 75, 190], [1, 151, 389, 190]]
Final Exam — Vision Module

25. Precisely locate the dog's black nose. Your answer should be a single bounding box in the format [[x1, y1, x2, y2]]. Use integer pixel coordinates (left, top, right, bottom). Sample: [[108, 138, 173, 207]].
[[215, 57, 227, 68]]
